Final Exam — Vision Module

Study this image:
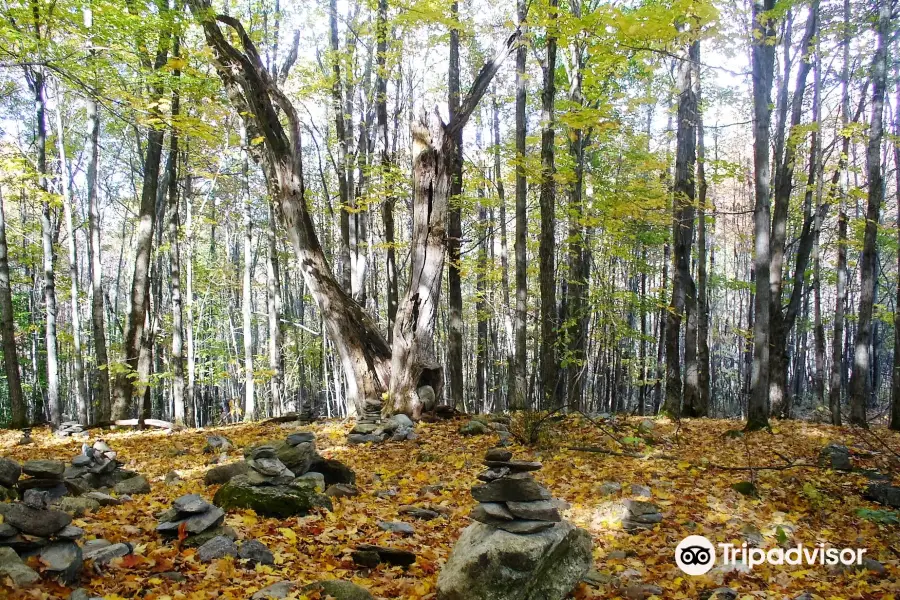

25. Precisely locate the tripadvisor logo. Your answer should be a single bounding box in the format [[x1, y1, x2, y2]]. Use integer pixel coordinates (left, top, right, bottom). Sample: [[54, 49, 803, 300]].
[[675, 535, 867, 576]]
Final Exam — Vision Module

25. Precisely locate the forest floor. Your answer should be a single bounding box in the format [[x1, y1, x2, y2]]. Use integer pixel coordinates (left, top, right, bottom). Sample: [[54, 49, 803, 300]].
[[1, 415, 898, 599]]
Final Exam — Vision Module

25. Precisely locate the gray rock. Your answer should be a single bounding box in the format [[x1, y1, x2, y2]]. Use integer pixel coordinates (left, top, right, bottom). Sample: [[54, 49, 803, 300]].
[[594, 500, 662, 533], [286, 431, 315, 446], [378, 520, 414, 535], [173, 493, 211, 514], [384, 414, 414, 433], [418, 385, 437, 411], [203, 461, 249, 485], [352, 544, 416, 567], [23, 459, 65, 479], [249, 444, 279, 459], [460, 420, 490, 435], [472, 473, 552, 503], [496, 431, 511, 447], [301, 580, 374, 600], [1, 503, 72, 536], [274, 441, 316, 474], [252, 581, 295, 599], [81, 539, 111, 558], [213, 474, 332, 518], [92, 441, 112, 453], [114, 475, 150, 495], [478, 467, 511, 482], [0, 523, 17, 538], [23, 488, 51, 509], [506, 500, 561, 522], [348, 433, 381, 444], [630, 484, 651, 498], [398, 506, 440, 520], [0, 546, 39, 586], [249, 457, 292, 478], [599, 482, 621, 496], [157, 505, 225, 536], [83, 491, 122, 506], [625, 584, 663, 600], [295, 472, 326, 492], [864, 483, 900, 508], [68, 589, 100, 600], [484, 460, 542, 472], [637, 419, 655, 434], [183, 525, 237, 548], [165, 470, 182, 485], [71, 455, 92, 467], [436, 521, 592, 600], [470, 502, 515, 524], [84, 542, 131, 564], [238, 539, 274, 565], [41, 541, 83, 584], [0, 458, 21, 487], [56, 496, 101, 517], [326, 483, 359, 498], [203, 435, 232, 453], [818, 443, 852, 471], [197, 535, 238, 562], [495, 520, 556, 534], [351, 423, 379, 435], [56, 525, 85, 540], [707, 588, 738, 600], [484, 449, 513, 462]]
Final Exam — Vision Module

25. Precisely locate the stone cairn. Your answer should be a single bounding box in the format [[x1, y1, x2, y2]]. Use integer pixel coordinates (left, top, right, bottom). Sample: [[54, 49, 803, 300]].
[[55, 421, 89, 439], [468, 448, 561, 533], [64, 441, 151, 497], [0, 490, 86, 585], [348, 413, 417, 444]]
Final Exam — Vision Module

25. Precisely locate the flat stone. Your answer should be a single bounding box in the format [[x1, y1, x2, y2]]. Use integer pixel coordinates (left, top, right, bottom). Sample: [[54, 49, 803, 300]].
[[348, 433, 382, 444], [818, 443, 852, 471], [182, 526, 237, 548], [286, 431, 315, 446], [1, 503, 72, 537], [23, 459, 65, 479], [238, 539, 274, 565], [249, 457, 292, 477], [300, 580, 374, 600], [173, 493, 211, 514], [248, 444, 278, 459], [83, 491, 122, 506], [378, 520, 415, 535], [470, 502, 514, 523], [472, 473, 552, 503], [0, 546, 39, 586], [114, 475, 150, 495], [506, 500, 561, 522], [165, 470, 182, 485], [40, 540, 83, 584], [71, 455, 92, 467], [84, 542, 131, 563], [252, 581, 296, 599], [351, 423, 379, 435], [157, 505, 225, 535], [197, 535, 238, 562], [630, 484, 651, 498], [56, 525, 84, 540], [213, 474, 332, 518], [484, 449, 512, 462], [203, 435, 232, 453], [93, 441, 112, 453], [56, 496, 101, 517], [204, 461, 249, 485], [494, 520, 556, 534], [484, 461, 542, 472], [398, 506, 440, 520], [80, 539, 112, 558], [326, 483, 359, 498], [295, 472, 326, 492], [354, 544, 417, 567], [478, 467, 510, 482]]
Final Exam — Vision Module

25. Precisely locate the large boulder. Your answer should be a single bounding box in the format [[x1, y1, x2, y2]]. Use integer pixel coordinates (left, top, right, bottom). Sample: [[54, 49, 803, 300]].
[[0, 503, 72, 537], [213, 475, 332, 518], [22, 459, 65, 479], [0, 546, 39, 586], [436, 521, 592, 600]]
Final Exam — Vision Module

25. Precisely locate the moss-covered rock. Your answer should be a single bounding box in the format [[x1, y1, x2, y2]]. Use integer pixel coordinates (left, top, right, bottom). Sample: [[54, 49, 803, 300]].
[[300, 580, 373, 600], [213, 475, 332, 518]]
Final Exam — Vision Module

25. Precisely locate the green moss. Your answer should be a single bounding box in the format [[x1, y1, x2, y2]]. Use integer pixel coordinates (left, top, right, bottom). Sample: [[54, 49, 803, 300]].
[[213, 475, 332, 518]]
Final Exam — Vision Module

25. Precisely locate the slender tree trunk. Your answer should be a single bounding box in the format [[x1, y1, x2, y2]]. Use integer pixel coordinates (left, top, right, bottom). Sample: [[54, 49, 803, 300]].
[[266, 204, 284, 413], [0, 189, 26, 428], [747, 0, 776, 431], [890, 75, 900, 431], [493, 92, 512, 393], [538, 0, 559, 409], [811, 49, 826, 410], [330, 0, 352, 294], [475, 122, 488, 407], [53, 83, 89, 424], [849, 0, 890, 427], [240, 126, 256, 421], [511, 0, 528, 410], [664, 41, 698, 418], [168, 38, 186, 426], [695, 46, 711, 417], [447, 0, 464, 411], [375, 0, 397, 339]]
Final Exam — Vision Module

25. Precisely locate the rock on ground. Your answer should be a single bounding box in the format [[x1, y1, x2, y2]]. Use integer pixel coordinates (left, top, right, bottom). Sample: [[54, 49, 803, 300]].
[[436, 521, 592, 600], [0, 458, 22, 487], [40, 541, 83, 584], [197, 535, 238, 562], [301, 580, 374, 600], [0, 503, 72, 537], [0, 546, 39, 586], [204, 461, 249, 485], [213, 474, 332, 518], [114, 475, 150, 495], [238, 539, 274, 565], [309, 456, 356, 485]]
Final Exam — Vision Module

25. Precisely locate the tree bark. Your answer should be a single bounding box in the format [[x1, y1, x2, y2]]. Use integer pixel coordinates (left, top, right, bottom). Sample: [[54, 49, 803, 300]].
[[538, 0, 559, 409], [446, 0, 464, 411], [695, 44, 711, 417], [890, 75, 900, 431], [241, 125, 256, 421], [747, 0, 777, 431], [511, 0, 528, 410], [168, 36, 186, 427], [848, 0, 890, 427], [0, 189, 26, 428], [330, 0, 352, 294]]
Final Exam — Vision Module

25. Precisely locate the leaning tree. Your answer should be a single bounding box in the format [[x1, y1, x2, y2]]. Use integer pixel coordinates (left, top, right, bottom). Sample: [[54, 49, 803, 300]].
[[185, 0, 518, 418]]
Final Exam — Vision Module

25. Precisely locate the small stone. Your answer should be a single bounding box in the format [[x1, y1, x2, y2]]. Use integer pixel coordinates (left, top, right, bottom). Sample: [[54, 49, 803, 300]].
[[707, 588, 738, 600], [71, 455, 92, 467], [23, 459, 65, 479], [300, 580, 374, 600], [82, 491, 122, 506], [637, 419, 655, 434], [252, 581, 295, 599], [238, 539, 274, 565], [40, 541, 83, 584], [354, 544, 417, 567], [599, 482, 621, 496], [182, 526, 237, 548], [23, 488, 50, 509], [484, 448, 512, 462], [56, 525, 84, 540], [477, 467, 510, 482], [160, 571, 186, 582], [494, 520, 556, 534], [249, 457, 292, 477], [0, 546, 39, 586], [375, 488, 398, 499], [459, 420, 490, 435], [174, 494, 211, 514], [818, 443, 852, 471], [84, 542, 131, 563], [348, 433, 381, 444], [203, 435, 232, 453], [157, 505, 225, 536], [92, 441, 112, 453], [398, 506, 440, 520], [326, 483, 359, 498], [1, 503, 72, 536], [505, 500, 561, 522], [165, 470, 182, 485], [351, 423, 379, 435], [378, 520, 415, 535], [286, 431, 315, 446], [204, 461, 249, 485], [625, 584, 663, 600], [114, 475, 150, 495], [630, 484, 651, 498], [864, 483, 900, 508], [197, 535, 238, 562], [471, 473, 552, 503], [352, 549, 382, 567], [470, 502, 514, 523], [80, 539, 111, 558], [483, 460, 542, 472]]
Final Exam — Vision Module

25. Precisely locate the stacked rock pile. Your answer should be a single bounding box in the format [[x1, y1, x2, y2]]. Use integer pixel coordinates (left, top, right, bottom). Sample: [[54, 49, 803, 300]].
[[64, 441, 151, 496], [436, 448, 592, 600], [55, 421, 88, 439], [207, 432, 339, 518], [156, 494, 231, 548], [468, 448, 561, 534], [348, 413, 417, 444], [0, 490, 85, 584], [19, 459, 69, 500], [358, 402, 383, 426]]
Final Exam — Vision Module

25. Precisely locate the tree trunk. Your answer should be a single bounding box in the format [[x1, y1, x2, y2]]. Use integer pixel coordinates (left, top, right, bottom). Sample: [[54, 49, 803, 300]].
[[511, 0, 528, 410], [241, 125, 256, 421], [890, 75, 900, 431], [849, 0, 890, 427], [695, 44, 711, 417], [493, 92, 512, 402], [538, 0, 559, 409], [475, 123, 488, 407], [54, 83, 89, 424], [0, 189, 26, 428], [664, 41, 698, 418], [168, 40, 186, 426], [447, 0, 464, 411], [266, 203, 284, 413], [330, 0, 352, 294], [747, 0, 777, 431]]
